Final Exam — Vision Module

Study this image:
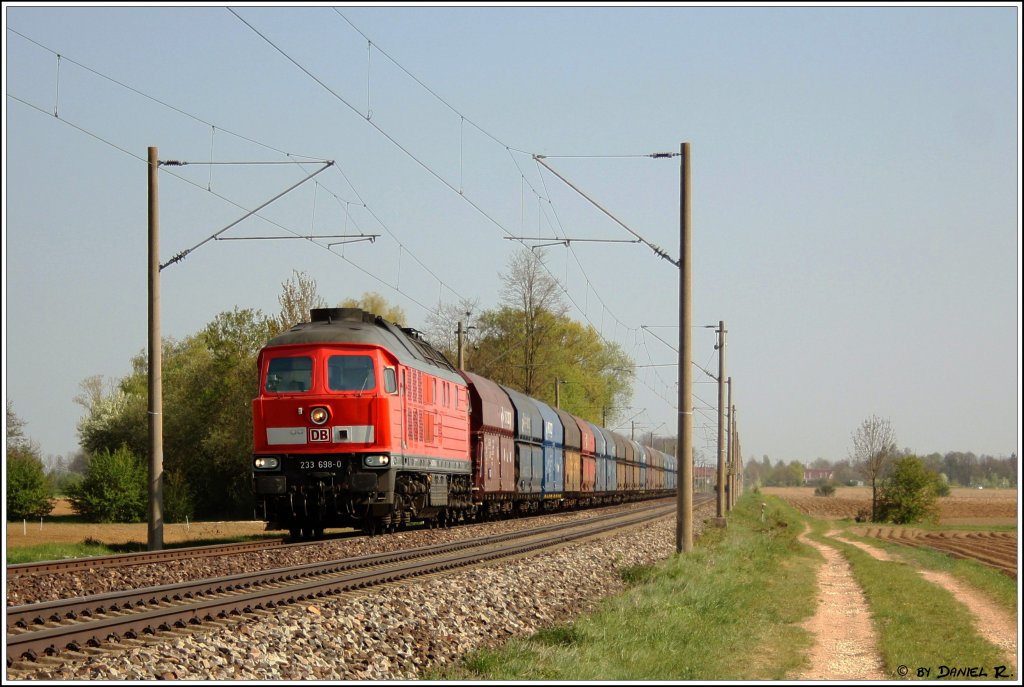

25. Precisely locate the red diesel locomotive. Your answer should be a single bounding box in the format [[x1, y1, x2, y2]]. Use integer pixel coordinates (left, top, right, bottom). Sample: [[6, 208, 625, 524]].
[[252, 308, 677, 537]]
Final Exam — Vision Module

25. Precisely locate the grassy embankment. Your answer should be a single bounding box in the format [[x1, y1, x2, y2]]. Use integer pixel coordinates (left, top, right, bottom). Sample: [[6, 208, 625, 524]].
[[433, 494, 1016, 681]]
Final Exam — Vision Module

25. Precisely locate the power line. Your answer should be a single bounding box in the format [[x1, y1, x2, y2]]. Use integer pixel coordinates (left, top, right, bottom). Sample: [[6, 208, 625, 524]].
[[332, 10, 530, 157], [16, 15, 686, 422], [7, 26, 470, 312], [229, 7, 656, 384], [7, 27, 328, 162]]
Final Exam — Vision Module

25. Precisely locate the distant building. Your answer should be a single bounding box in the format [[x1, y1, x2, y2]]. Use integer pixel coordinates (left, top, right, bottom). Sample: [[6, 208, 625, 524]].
[[803, 468, 834, 484]]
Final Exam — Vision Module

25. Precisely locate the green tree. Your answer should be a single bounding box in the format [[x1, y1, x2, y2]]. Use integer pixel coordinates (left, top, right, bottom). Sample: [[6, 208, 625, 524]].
[[7, 452, 55, 520], [471, 306, 633, 427], [463, 248, 632, 426], [875, 455, 942, 524], [184, 308, 275, 516], [340, 292, 407, 326], [163, 470, 195, 523], [787, 460, 806, 486], [68, 445, 147, 522], [76, 375, 148, 459], [6, 403, 55, 519], [74, 307, 275, 518]]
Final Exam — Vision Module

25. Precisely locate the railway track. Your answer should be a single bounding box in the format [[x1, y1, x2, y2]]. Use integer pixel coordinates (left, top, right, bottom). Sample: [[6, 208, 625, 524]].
[[7, 499, 690, 666]]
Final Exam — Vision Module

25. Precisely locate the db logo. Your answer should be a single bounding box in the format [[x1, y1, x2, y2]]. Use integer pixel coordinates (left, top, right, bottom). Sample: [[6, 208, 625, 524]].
[[308, 428, 331, 442]]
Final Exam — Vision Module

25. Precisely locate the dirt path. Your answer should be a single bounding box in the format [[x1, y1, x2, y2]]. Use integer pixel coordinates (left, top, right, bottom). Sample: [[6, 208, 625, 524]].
[[791, 527, 888, 680], [833, 533, 1018, 673]]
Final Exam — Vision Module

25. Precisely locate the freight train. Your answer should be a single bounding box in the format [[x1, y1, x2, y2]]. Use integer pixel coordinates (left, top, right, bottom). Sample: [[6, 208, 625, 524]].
[[251, 308, 677, 538]]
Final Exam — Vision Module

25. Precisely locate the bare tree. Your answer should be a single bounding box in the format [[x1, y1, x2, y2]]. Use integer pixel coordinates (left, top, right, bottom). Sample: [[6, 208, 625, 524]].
[[6, 400, 31, 449], [424, 297, 481, 363], [499, 248, 567, 395], [277, 270, 326, 332], [850, 415, 897, 521]]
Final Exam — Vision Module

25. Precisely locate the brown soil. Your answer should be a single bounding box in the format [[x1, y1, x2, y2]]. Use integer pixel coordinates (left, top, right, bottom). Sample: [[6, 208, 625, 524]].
[[763, 486, 1018, 525], [857, 528, 1017, 579], [766, 486, 1018, 578], [6, 499, 270, 550]]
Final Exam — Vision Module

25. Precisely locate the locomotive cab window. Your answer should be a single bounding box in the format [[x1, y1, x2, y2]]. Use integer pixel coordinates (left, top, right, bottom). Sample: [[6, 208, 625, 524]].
[[266, 356, 312, 393], [327, 355, 376, 392], [383, 367, 398, 394]]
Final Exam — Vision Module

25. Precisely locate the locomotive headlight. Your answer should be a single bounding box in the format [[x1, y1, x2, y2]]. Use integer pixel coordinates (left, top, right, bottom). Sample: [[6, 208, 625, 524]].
[[254, 457, 280, 470], [363, 455, 391, 468], [309, 406, 330, 425]]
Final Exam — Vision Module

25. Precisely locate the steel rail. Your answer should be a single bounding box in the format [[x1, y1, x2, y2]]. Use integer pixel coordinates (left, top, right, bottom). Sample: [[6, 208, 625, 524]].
[[7, 500, 693, 665]]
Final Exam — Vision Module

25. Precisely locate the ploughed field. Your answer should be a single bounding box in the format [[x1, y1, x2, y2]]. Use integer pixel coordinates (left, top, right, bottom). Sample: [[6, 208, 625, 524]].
[[856, 527, 1017, 579], [764, 486, 1018, 579], [762, 486, 1017, 525]]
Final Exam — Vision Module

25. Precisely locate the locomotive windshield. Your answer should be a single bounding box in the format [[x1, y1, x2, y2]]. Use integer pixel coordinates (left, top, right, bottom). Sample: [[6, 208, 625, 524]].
[[265, 356, 312, 393], [327, 355, 376, 392]]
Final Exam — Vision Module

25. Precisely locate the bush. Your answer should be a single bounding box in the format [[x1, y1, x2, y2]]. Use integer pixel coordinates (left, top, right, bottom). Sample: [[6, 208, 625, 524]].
[[68, 445, 147, 522], [163, 470, 195, 523], [6, 449, 55, 519], [875, 456, 941, 525], [813, 483, 836, 497]]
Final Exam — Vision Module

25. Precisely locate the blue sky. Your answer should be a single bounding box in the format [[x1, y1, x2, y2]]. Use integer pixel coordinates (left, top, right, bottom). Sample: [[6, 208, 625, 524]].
[[3, 3, 1020, 469]]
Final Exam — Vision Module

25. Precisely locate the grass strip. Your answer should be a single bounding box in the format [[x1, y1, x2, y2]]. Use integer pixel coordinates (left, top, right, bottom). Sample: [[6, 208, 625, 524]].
[[839, 529, 1017, 613], [821, 533, 1013, 679], [5, 541, 117, 564], [432, 493, 821, 681]]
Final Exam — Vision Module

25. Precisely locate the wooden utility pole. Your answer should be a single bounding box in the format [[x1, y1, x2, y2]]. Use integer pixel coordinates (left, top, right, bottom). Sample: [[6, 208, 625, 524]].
[[456, 321, 465, 368], [677, 142, 693, 554], [147, 146, 164, 551]]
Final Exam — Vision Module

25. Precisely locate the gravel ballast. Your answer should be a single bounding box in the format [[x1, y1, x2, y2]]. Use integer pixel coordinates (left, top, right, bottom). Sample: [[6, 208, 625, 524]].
[[7, 501, 714, 681]]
